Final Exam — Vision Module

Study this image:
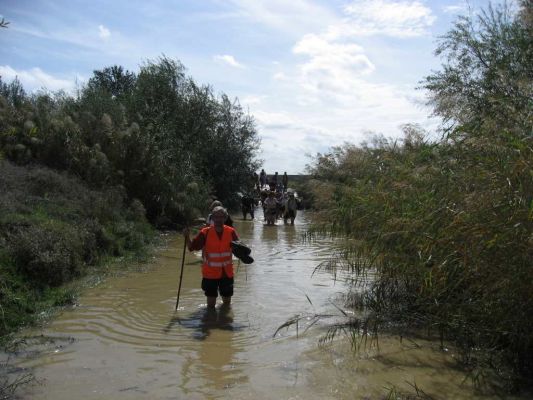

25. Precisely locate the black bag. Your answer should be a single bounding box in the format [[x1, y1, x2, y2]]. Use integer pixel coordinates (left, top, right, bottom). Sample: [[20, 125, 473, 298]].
[[231, 241, 254, 264]]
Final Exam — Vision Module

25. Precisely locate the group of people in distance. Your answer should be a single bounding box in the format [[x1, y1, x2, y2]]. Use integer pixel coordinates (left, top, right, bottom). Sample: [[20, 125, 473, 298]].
[[243, 169, 300, 225], [254, 169, 288, 192], [260, 190, 298, 225]]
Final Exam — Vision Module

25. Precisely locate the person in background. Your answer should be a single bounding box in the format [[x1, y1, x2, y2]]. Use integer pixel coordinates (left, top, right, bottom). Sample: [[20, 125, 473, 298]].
[[268, 180, 276, 192], [282, 172, 288, 192], [253, 172, 260, 192], [241, 193, 255, 220], [184, 206, 239, 308], [263, 191, 278, 225], [259, 169, 267, 189], [284, 192, 298, 225]]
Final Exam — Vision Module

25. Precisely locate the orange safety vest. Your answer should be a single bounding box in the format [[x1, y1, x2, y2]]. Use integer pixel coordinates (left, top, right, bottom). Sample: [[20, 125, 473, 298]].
[[201, 225, 234, 279]]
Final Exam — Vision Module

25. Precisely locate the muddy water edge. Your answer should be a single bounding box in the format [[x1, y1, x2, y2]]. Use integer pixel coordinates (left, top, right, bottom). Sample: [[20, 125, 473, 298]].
[[3, 211, 527, 400]]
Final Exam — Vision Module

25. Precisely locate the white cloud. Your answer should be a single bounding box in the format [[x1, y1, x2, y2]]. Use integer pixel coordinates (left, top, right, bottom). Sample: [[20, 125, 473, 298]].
[[98, 24, 111, 39], [228, 0, 337, 36], [340, 0, 435, 38], [254, 79, 435, 173], [0, 65, 76, 92], [442, 4, 467, 14], [252, 0, 438, 172], [282, 0, 434, 120], [253, 110, 297, 130], [213, 54, 245, 68], [293, 33, 375, 96]]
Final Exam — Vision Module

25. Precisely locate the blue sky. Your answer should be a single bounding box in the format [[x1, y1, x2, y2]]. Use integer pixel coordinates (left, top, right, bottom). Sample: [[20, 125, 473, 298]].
[[1, 0, 497, 174]]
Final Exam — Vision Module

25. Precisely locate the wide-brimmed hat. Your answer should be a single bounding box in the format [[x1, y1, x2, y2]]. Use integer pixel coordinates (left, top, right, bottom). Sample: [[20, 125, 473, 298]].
[[231, 241, 254, 264]]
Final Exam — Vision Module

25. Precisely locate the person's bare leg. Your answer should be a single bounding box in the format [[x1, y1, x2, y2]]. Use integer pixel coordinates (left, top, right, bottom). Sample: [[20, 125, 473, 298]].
[[207, 296, 217, 308]]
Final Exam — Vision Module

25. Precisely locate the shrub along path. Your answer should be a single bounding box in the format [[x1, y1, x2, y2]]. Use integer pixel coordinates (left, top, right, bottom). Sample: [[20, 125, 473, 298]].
[[0, 160, 155, 341]]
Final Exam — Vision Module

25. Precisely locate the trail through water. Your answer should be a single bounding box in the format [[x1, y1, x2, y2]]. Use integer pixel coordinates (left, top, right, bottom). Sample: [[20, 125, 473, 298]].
[[5, 212, 527, 399]]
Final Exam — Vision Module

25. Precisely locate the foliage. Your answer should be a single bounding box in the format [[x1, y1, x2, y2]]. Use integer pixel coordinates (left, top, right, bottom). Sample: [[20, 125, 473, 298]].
[[307, 2, 533, 389], [0, 55, 259, 354], [0, 161, 155, 337], [0, 56, 260, 224]]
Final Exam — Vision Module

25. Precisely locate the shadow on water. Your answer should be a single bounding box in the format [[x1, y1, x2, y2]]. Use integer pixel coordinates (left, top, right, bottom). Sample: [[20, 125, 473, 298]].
[[163, 306, 245, 340]]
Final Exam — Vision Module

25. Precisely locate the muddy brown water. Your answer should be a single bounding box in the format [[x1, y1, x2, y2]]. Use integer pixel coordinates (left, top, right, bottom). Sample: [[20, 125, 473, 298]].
[[5, 211, 527, 399]]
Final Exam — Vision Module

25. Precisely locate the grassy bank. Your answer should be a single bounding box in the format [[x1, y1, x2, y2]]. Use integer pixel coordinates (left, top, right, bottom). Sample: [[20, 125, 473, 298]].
[[0, 160, 156, 341]]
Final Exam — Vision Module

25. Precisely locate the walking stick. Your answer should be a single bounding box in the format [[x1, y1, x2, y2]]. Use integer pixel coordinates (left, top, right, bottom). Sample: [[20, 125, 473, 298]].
[[175, 230, 188, 311]]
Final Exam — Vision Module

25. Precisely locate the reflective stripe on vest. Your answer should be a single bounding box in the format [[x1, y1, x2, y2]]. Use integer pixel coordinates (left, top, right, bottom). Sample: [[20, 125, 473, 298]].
[[206, 252, 232, 258], [206, 260, 232, 267], [201, 225, 234, 279]]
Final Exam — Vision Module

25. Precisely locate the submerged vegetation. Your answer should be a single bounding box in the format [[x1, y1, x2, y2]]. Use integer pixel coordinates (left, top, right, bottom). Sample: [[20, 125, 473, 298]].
[[307, 2, 532, 390], [0, 57, 260, 341]]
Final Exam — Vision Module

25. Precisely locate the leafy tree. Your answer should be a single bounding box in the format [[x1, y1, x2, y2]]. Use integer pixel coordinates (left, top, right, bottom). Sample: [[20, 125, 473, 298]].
[[87, 65, 136, 100], [423, 1, 532, 136], [0, 57, 260, 224]]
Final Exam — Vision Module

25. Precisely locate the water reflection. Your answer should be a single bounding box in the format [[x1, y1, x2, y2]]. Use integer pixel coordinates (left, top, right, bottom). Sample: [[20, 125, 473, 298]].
[[282, 224, 298, 249], [165, 305, 249, 396], [163, 306, 239, 340]]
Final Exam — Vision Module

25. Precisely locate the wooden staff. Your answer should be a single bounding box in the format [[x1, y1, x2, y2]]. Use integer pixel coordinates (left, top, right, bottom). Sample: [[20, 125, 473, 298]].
[[175, 231, 188, 311]]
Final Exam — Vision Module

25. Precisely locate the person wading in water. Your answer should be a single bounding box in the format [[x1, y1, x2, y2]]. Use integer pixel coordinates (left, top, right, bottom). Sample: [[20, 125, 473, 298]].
[[183, 206, 239, 309]]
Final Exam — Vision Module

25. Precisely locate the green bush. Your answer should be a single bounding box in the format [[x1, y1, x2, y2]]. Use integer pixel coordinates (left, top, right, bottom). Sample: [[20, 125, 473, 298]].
[[7, 222, 83, 287], [0, 161, 155, 337]]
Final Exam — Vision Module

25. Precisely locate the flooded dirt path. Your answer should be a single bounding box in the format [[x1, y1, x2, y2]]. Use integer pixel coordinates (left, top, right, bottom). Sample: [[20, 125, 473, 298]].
[[7, 212, 525, 399]]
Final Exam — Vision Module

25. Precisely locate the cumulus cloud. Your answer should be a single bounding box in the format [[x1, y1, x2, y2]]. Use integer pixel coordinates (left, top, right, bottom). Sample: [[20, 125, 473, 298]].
[[288, 0, 435, 104], [285, 0, 437, 109], [293, 33, 375, 96], [98, 24, 110, 39], [254, 1, 438, 172], [0, 65, 76, 92], [213, 54, 245, 68]]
